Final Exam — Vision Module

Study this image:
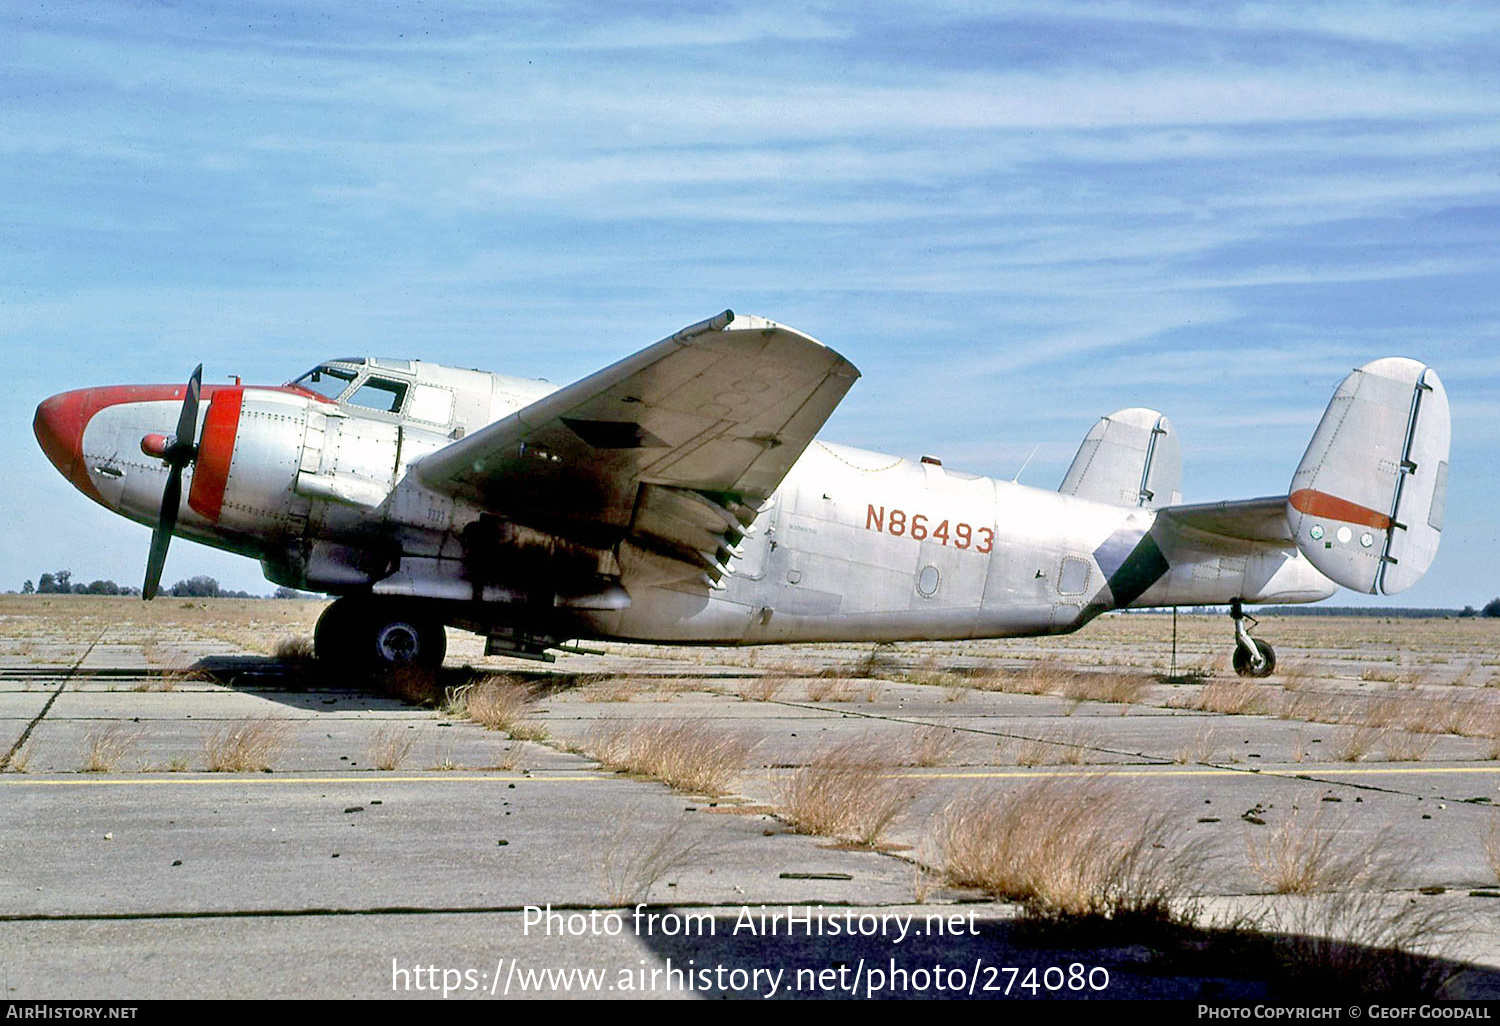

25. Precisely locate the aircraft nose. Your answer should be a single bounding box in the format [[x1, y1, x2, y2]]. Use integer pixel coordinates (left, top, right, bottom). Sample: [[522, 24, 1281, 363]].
[[34, 388, 95, 493]]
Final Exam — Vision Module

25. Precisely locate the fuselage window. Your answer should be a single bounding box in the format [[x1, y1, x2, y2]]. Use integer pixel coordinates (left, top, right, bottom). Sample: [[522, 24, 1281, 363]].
[[347, 377, 409, 414], [292, 366, 356, 400], [408, 384, 455, 425]]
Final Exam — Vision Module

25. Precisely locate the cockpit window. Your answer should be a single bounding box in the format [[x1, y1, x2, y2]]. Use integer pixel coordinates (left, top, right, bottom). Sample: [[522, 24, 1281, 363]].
[[292, 365, 356, 400], [347, 377, 408, 414]]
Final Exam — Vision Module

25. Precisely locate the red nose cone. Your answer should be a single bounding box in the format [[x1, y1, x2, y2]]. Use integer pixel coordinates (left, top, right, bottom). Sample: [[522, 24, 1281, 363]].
[[34, 389, 94, 494]]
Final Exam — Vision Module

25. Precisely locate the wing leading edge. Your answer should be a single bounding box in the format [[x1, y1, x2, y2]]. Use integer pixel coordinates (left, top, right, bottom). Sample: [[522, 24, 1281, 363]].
[[416, 311, 860, 577]]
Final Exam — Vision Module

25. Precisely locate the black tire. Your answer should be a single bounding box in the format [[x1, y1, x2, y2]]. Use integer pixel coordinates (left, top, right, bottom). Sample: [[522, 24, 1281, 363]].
[[316, 599, 447, 671], [1232, 639, 1276, 678], [314, 597, 363, 663]]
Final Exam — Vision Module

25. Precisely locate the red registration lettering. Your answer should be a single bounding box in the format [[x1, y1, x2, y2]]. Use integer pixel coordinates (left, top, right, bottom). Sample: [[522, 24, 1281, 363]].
[[863, 504, 992, 555]]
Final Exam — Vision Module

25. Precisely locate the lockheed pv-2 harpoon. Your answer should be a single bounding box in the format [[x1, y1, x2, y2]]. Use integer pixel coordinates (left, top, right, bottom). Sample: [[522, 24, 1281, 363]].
[[34, 311, 1449, 675]]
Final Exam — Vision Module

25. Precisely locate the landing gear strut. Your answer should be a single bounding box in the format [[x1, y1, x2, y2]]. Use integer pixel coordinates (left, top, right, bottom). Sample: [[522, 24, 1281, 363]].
[[1230, 599, 1275, 678], [315, 596, 447, 671]]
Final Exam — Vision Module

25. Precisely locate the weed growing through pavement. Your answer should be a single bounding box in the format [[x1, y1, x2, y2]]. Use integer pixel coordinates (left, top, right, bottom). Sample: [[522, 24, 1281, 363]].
[[936, 776, 1209, 924], [775, 737, 917, 846], [201, 717, 295, 772], [449, 677, 549, 740], [585, 719, 757, 796], [81, 723, 146, 772]]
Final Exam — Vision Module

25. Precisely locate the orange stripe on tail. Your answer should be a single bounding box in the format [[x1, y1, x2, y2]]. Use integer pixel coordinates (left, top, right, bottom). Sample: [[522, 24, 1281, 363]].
[[1289, 488, 1391, 530]]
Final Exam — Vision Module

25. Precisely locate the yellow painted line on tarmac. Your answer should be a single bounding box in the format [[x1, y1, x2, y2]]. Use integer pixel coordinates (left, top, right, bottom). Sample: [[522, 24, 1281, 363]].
[[0, 773, 609, 787]]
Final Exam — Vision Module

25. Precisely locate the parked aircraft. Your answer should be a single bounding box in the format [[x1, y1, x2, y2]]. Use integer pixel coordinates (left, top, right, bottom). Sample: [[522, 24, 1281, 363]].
[[33, 311, 1449, 676]]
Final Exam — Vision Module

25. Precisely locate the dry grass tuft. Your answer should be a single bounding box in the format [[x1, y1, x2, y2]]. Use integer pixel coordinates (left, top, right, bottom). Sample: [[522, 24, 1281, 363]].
[[1014, 729, 1087, 767], [586, 719, 757, 796], [1433, 693, 1489, 736], [80, 724, 145, 772], [366, 726, 417, 771], [776, 738, 916, 845], [1245, 805, 1384, 895], [936, 777, 1208, 923], [201, 717, 295, 772], [1260, 890, 1463, 997], [1480, 814, 1500, 885], [582, 678, 643, 702], [1276, 662, 1316, 692], [805, 676, 859, 702], [1251, 838, 1461, 997], [904, 725, 967, 767], [1174, 680, 1273, 716], [449, 677, 549, 740], [274, 636, 316, 663], [1335, 724, 1387, 763], [3, 741, 35, 772], [1381, 731, 1438, 763], [600, 813, 708, 905], [739, 675, 789, 703], [1173, 725, 1217, 765], [381, 665, 444, 706], [1059, 673, 1152, 706]]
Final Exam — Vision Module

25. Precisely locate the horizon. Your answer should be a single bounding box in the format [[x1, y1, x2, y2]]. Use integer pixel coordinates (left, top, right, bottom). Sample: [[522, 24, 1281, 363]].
[[6, 3, 1496, 608]]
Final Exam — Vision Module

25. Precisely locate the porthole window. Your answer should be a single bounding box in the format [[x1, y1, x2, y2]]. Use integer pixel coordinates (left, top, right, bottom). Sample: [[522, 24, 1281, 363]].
[[917, 564, 940, 597]]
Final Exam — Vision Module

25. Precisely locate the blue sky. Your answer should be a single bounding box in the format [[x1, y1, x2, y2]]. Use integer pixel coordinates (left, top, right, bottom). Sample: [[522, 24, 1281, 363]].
[[3, 1, 1496, 606]]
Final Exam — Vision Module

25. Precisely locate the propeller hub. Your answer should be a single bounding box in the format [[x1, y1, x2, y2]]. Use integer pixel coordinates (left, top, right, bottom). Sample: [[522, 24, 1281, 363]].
[[140, 433, 170, 459]]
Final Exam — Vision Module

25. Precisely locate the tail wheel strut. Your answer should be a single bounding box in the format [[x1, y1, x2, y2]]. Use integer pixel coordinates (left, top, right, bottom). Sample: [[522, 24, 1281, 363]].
[[1230, 599, 1276, 678]]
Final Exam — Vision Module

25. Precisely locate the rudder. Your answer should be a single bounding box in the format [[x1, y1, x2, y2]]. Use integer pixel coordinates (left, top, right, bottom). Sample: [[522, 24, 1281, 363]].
[[1287, 358, 1449, 595], [1059, 407, 1182, 508]]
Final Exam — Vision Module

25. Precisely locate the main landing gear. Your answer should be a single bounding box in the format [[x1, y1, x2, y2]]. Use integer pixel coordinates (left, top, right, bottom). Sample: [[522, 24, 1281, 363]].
[[315, 596, 447, 671], [1229, 598, 1275, 678]]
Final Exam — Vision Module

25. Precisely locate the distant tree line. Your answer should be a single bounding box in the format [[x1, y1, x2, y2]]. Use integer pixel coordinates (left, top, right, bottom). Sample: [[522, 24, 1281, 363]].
[[24, 569, 141, 596], [18, 569, 310, 599]]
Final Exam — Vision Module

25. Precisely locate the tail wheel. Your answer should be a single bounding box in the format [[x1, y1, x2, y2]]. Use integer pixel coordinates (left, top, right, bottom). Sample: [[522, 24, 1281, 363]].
[[1233, 639, 1276, 678]]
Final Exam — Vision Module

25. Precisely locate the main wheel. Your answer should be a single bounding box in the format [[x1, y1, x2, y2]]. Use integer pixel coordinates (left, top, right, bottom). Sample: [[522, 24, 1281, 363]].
[[315, 598, 447, 671], [370, 612, 447, 669], [314, 597, 363, 663], [1232, 639, 1276, 678]]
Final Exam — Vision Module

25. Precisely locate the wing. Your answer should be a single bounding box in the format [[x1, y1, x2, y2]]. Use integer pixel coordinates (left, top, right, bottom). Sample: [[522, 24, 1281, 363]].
[[416, 310, 860, 576]]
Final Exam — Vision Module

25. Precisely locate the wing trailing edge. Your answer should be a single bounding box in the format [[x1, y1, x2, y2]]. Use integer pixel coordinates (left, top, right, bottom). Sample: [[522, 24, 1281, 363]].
[[415, 311, 860, 581]]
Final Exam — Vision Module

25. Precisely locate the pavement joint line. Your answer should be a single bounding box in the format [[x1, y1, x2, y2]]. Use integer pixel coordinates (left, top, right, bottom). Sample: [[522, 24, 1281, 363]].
[[0, 899, 978, 924], [769, 697, 1180, 765], [1, 627, 107, 769], [7, 765, 1499, 788], [761, 696, 1500, 801]]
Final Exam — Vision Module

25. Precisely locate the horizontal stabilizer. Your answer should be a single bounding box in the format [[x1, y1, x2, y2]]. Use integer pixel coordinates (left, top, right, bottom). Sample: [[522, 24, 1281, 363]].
[[1287, 358, 1449, 595], [1157, 495, 1292, 545], [1059, 408, 1181, 508]]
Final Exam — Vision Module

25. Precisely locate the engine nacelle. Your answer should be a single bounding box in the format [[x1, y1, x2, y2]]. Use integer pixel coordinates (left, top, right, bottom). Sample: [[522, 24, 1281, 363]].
[[189, 388, 310, 537]]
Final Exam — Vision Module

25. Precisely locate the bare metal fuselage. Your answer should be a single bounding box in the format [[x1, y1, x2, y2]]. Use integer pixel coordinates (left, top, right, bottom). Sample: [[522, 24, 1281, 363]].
[[48, 361, 1334, 647]]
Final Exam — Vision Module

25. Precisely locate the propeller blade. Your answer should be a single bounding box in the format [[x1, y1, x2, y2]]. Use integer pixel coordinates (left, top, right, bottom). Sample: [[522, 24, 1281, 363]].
[[143, 365, 203, 601], [168, 364, 203, 466], [144, 464, 183, 600]]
